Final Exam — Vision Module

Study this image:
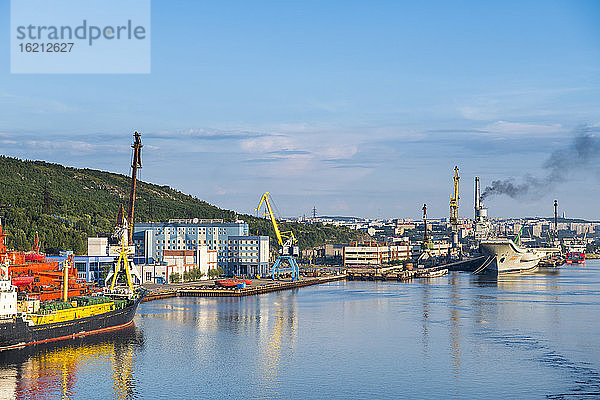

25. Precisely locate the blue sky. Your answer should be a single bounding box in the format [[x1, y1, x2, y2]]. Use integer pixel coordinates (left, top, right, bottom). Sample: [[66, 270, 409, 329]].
[[1, 0, 600, 219]]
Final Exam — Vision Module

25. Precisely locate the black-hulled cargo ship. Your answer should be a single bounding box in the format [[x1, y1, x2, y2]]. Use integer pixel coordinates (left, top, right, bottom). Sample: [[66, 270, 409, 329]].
[[0, 276, 145, 351]]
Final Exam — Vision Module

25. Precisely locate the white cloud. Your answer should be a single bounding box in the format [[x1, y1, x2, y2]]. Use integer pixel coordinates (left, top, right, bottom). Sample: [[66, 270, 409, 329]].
[[484, 121, 564, 136], [317, 145, 358, 160], [240, 135, 293, 153], [23, 140, 129, 154], [458, 105, 500, 121]]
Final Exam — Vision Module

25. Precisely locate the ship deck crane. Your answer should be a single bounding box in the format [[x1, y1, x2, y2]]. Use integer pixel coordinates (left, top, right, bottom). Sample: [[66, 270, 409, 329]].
[[105, 132, 142, 294], [255, 192, 299, 281], [127, 132, 142, 245], [107, 206, 136, 294]]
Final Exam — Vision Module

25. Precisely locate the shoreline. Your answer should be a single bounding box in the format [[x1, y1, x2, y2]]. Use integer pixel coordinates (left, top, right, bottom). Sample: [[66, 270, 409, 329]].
[[141, 265, 450, 302]]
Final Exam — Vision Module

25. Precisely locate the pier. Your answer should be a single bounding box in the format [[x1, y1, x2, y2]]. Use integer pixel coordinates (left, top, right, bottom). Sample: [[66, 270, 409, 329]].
[[142, 267, 454, 302], [142, 274, 346, 302], [346, 266, 448, 281]]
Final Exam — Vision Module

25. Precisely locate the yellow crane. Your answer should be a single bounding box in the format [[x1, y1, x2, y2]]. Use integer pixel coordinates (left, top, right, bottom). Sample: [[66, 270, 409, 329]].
[[255, 192, 300, 281], [450, 166, 460, 224], [449, 166, 460, 251], [255, 192, 297, 249], [107, 205, 136, 293]]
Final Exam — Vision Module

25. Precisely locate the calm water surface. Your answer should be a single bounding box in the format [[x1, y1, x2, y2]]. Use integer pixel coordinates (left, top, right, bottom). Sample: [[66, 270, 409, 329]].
[[1, 261, 600, 399]]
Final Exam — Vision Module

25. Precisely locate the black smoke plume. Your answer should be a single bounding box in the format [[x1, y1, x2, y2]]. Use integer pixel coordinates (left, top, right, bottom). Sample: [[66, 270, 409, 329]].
[[480, 125, 600, 200]]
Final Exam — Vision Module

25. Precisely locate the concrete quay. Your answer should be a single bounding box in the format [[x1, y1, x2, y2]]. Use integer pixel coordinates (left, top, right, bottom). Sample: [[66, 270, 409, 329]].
[[141, 274, 346, 302]]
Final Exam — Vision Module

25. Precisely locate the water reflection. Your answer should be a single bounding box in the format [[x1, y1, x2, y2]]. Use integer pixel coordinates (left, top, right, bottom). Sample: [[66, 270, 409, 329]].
[[0, 326, 142, 400], [260, 291, 298, 387], [1, 263, 599, 399], [449, 273, 461, 376], [420, 284, 430, 357]]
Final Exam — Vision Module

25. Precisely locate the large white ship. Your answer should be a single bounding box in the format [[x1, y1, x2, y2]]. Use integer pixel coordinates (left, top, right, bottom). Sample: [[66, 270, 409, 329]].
[[479, 239, 559, 274]]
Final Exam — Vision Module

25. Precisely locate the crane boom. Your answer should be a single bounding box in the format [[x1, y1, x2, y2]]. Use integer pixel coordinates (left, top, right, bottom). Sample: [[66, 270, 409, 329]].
[[256, 192, 284, 246], [449, 166, 460, 224], [255, 192, 296, 248]]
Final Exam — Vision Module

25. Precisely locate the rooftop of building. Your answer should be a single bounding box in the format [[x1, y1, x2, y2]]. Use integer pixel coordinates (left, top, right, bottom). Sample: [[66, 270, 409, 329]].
[[135, 221, 248, 229]]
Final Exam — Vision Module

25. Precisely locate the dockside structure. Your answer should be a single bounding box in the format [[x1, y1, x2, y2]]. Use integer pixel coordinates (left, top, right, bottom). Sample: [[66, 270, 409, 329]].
[[344, 242, 411, 266]]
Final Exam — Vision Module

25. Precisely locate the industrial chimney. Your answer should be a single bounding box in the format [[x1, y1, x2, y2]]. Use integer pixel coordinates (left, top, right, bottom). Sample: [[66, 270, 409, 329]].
[[554, 200, 558, 241], [474, 177, 480, 218]]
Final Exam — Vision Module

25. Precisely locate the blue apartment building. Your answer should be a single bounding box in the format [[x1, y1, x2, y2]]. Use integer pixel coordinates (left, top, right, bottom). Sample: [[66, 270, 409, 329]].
[[132, 219, 261, 275]]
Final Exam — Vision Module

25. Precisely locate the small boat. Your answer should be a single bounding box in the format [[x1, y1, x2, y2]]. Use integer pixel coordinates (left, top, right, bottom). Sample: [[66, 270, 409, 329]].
[[215, 279, 240, 288], [216, 278, 252, 287], [421, 268, 448, 278]]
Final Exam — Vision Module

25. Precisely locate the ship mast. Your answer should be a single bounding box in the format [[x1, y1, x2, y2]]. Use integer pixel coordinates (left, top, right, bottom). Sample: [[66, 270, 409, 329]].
[[127, 132, 143, 245], [63, 256, 70, 302]]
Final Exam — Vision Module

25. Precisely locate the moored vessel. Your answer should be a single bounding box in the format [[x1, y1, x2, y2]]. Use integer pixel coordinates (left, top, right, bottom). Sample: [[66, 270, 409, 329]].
[[0, 209, 145, 351], [479, 239, 543, 274], [0, 257, 145, 351]]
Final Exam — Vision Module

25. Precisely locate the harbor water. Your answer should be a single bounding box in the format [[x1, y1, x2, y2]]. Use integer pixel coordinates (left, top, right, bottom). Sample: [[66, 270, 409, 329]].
[[1, 261, 600, 399]]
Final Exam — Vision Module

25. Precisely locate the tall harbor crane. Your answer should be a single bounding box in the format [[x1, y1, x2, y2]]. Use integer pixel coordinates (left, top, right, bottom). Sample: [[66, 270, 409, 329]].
[[449, 166, 460, 250], [417, 203, 433, 265], [422, 203, 430, 248], [255, 192, 300, 281]]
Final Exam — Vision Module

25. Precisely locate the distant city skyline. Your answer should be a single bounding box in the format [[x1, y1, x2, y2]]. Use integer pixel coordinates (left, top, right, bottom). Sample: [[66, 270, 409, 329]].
[[1, 1, 599, 219]]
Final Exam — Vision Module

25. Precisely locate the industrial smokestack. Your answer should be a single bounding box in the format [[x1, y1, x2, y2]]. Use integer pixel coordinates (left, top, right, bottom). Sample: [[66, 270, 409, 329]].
[[554, 199, 558, 239], [474, 177, 480, 217]]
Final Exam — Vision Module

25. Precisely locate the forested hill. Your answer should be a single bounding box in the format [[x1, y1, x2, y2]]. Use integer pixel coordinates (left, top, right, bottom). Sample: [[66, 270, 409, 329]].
[[0, 155, 363, 254]]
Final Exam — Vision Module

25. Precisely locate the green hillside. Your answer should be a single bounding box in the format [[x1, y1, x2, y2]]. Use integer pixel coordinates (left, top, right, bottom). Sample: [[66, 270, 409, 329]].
[[0, 155, 362, 255]]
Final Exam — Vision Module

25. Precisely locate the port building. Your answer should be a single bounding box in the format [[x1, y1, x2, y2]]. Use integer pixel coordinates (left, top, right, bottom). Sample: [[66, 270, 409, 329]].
[[69, 239, 116, 286], [227, 236, 270, 277], [343, 242, 411, 267], [139, 249, 217, 283], [132, 219, 269, 277]]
